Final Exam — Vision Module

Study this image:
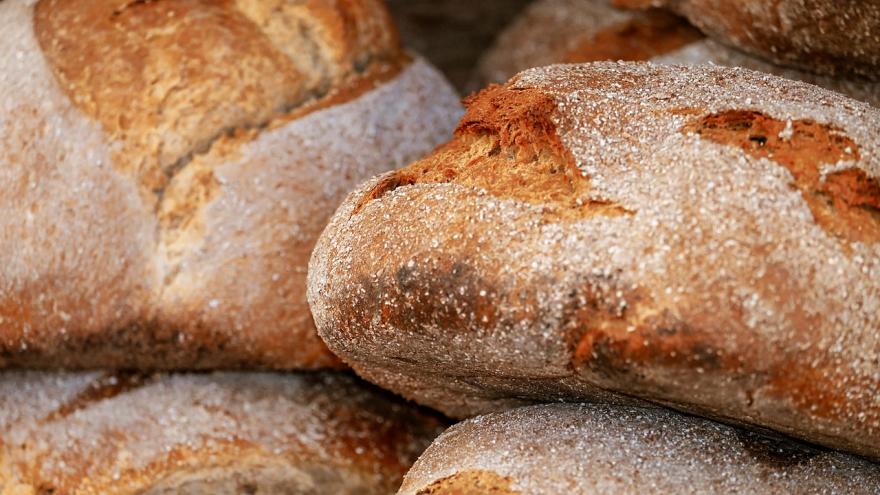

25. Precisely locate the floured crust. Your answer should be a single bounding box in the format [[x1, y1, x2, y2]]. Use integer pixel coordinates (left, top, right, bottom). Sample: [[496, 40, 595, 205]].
[[476, 0, 880, 107], [399, 404, 880, 494], [475, 0, 701, 87], [0, 0, 462, 368], [308, 62, 880, 458], [613, 0, 880, 81], [0, 371, 446, 494]]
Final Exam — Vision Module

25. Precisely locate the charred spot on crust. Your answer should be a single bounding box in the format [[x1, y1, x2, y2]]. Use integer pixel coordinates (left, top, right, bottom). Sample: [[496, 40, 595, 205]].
[[682, 110, 880, 245], [416, 470, 521, 495], [355, 85, 632, 221], [564, 9, 703, 63]]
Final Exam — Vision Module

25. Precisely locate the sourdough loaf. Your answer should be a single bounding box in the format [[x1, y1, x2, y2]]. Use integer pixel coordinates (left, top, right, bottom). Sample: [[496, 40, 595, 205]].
[[399, 404, 880, 494], [475, 0, 880, 106], [613, 0, 880, 80], [309, 62, 880, 459], [0, 371, 445, 494], [0, 0, 461, 369]]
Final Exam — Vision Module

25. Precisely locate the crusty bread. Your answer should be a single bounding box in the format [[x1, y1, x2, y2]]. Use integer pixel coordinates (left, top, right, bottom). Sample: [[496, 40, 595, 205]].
[[399, 404, 880, 494], [0, 0, 461, 369], [475, 0, 880, 107], [0, 371, 446, 494], [475, 0, 702, 86], [309, 62, 880, 459], [613, 0, 880, 80]]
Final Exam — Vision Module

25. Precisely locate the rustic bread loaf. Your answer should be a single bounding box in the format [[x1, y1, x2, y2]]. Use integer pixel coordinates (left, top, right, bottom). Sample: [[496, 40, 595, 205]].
[[613, 0, 880, 80], [0, 0, 461, 369], [309, 62, 880, 459], [399, 404, 880, 495], [475, 0, 880, 107], [0, 371, 445, 494]]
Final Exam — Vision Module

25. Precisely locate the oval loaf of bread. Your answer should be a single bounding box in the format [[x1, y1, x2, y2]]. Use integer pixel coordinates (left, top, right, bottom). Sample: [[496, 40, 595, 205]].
[[0, 0, 461, 369], [399, 404, 880, 494], [309, 62, 880, 459], [475, 0, 880, 106], [0, 371, 446, 494], [612, 0, 880, 80]]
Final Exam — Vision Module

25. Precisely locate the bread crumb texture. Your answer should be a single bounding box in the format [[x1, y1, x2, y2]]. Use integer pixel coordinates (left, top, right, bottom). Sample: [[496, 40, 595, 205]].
[[308, 62, 880, 459], [0, 371, 446, 494], [0, 0, 462, 368], [398, 404, 880, 495]]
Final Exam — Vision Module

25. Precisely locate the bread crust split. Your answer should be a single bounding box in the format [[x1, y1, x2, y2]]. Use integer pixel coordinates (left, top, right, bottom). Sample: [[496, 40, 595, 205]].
[[0, 371, 447, 494], [309, 62, 880, 459], [399, 404, 880, 494], [0, 0, 462, 369], [612, 0, 880, 81], [475, 0, 880, 107]]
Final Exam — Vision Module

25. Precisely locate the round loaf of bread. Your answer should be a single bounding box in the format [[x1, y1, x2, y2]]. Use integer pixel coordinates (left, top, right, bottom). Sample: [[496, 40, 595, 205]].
[[475, 0, 880, 106], [0, 0, 461, 369], [309, 62, 880, 459], [0, 371, 445, 494], [612, 0, 880, 80], [399, 404, 880, 494]]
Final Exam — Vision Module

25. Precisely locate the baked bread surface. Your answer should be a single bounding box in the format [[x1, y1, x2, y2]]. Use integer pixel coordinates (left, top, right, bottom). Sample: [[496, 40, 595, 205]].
[[309, 62, 880, 459], [0, 371, 446, 494], [0, 0, 462, 369], [399, 404, 880, 495], [475, 0, 880, 106], [613, 0, 880, 80]]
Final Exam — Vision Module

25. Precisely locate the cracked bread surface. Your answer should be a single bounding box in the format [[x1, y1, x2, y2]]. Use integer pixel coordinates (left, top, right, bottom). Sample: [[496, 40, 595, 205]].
[[475, 0, 880, 107], [0, 371, 446, 494], [308, 62, 880, 459], [0, 0, 462, 369], [399, 404, 880, 495], [613, 0, 880, 81]]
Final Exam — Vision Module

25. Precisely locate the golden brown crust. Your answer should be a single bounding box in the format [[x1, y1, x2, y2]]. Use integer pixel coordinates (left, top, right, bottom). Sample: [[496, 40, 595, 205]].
[[0, 371, 447, 494], [308, 63, 880, 459], [477, 0, 880, 107], [415, 470, 520, 495], [1, 0, 462, 369], [34, 0, 401, 202], [613, 0, 880, 80]]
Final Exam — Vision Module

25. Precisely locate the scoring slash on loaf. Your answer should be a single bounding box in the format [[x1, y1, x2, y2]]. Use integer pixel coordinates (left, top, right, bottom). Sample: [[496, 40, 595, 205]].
[[0, 0, 462, 369], [0, 371, 446, 494], [474, 0, 880, 107], [612, 0, 880, 81], [308, 62, 880, 459], [399, 404, 880, 495]]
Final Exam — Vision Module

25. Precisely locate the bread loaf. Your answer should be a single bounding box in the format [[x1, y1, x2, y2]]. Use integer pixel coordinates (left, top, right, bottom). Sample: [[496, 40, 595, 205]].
[[399, 404, 880, 494], [0, 371, 445, 494], [475, 0, 880, 107], [309, 62, 880, 459], [613, 0, 880, 80], [0, 0, 461, 369]]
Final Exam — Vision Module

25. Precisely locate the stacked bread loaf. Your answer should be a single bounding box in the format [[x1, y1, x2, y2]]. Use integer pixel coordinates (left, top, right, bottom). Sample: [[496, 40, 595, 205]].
[[3, 0, 880, 492], [474, 0, 880, 106], [308, 0, 880, 491], [0, 0, 460, 491]]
